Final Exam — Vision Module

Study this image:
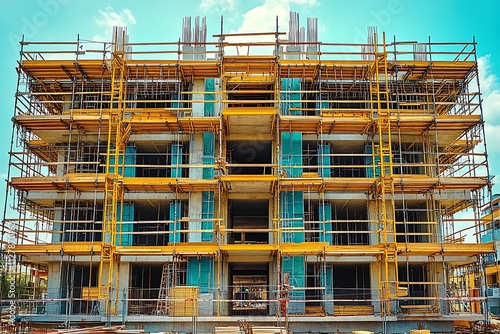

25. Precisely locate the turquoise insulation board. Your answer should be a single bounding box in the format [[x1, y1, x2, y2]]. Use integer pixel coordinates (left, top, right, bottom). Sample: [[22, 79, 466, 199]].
[[318, 143, 331, 177], [364, 143, 390, 178], [172, 93, 183, 109], [201, 191, 214, 242], [281, 132, 302, 177], [115, 203, 133, 246], [321, 264, 334, 315], [280, 191, 304, 243], [318, 202, 332, 244], [281, 78, 301, 115], [171, 143, 182, 177], [282, 256, 305, 314], [187, 257, 212, 293], [169, 202, 182, 243], [203, 132, 215, 180], [204, 78, 215, 117], [109, 146, 136, 177]]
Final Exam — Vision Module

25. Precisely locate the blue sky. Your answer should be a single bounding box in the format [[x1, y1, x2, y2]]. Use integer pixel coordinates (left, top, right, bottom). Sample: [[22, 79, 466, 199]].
[[0, 0, 499, 209]]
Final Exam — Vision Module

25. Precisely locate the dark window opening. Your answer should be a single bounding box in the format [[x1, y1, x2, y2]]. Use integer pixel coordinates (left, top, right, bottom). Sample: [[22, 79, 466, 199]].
[[227, 141, 272, 175], [398, 264, 428, 306], [331, 143, 366, 178], [134, 201, 187, 246], [395, 202, 430, 243], [228, 200, 269, 244], [392, 143, 425, 175], [129, 263, 187, 315], [333, 264, 370, 305], [227, 83, 275, 108], [331, 203, 369, 245], [136, 92, 172, 109], [63, 202, 102, 242], [302, 141, 318, 174], [64, 143, 106, 174], [136, 142, 189, 178], [305, 201, 320, 242], [306, 263, 322, 307], [71, 264, 99, 315]]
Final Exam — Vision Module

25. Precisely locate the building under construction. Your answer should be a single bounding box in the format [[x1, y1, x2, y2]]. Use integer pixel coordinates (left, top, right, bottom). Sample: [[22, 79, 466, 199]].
[[1, 13, 497, 333]]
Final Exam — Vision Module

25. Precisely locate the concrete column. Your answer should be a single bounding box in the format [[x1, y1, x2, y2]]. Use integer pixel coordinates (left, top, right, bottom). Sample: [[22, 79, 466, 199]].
[[436, 261, 447, 314], [189, 133, 204, 179], [285, 46, 301, 60], [52, 208, 63, 243], [269, 259, 278, 315], [46, 262, 62, 314], [117, 262, 130, 315], [218, 259, 230, 316], [370, 262, 380, 314], [192, 79, 205, 117], [57, 150, 65, 176], [268, 199, 273, 244], [188, 192, 202, 242]]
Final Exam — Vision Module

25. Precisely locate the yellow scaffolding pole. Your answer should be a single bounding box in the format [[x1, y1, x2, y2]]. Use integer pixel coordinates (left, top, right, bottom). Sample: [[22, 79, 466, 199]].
[[98, 28, 127, 317]]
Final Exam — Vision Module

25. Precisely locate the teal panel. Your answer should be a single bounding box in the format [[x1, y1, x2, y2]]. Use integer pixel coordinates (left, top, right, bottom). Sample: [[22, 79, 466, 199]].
[[115, 203, 134, 246], [203, 132, 215, 180], [172, 93, 183, 109], [109, 146, 136, 177], [318, 144, 331, 177], [204, 78, 215, 117], [187, 257, 212, 293], [280, 191, 304, 243], [169, 202, 182, 243], [171, 143, 182, 178], [318, 202, 332, 244], [364, 143, 390, 178], [282, 256, 305, 314], [201, 191, 214, 242], [281, 78, 301, 115], [322, 264, 334, 314], [281, 132, 302, 177]]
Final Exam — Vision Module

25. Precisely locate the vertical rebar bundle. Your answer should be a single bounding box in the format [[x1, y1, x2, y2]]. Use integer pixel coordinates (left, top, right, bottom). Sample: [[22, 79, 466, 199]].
[[182, 16, 207, 46]]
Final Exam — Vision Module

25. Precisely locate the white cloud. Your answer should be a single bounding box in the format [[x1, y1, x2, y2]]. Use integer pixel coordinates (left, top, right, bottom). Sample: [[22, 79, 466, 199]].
[[476, 55, 500, 191], [92, 6, 136, 42], [199, 0, 237, 12], [224, 0, 318, 55], [236, 0, 317, 33], [477, 55, 500, 127]]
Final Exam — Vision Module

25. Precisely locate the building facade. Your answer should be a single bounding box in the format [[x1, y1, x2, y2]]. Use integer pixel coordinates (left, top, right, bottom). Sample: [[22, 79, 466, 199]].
[[1, 15, 496, 333]]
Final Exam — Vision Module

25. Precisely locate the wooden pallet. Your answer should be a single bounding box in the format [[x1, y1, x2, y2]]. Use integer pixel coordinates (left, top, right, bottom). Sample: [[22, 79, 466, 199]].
[[167, 286, 199, 316]]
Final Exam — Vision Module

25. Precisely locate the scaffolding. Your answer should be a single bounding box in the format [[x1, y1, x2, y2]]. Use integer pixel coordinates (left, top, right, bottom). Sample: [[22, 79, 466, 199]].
[[0, 14, 496, 333]]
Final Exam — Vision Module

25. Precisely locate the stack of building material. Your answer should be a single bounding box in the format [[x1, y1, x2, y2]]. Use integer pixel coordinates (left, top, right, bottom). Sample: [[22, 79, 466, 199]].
[[252, 327, 287, 334], [198, 292, 214, 316], [214, 326, 242, 334], [333, 305, 374, 316], [54, 326, 144, 333], [167, 286, 199, 316]]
